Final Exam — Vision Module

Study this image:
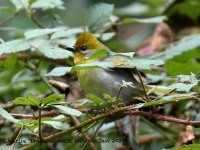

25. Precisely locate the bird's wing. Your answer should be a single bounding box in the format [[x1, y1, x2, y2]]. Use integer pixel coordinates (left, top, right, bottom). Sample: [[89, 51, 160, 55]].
[[102, 54, 147, 82]]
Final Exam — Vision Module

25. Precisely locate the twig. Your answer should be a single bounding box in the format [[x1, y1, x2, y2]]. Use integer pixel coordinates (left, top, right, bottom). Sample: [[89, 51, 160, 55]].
[[11, 95, 200, 119], [71, 117, 97, 150], [0, 103, 14, 109], [0, 9, 22, 27], [10, 109, 58, 119], [124, 110, 200, 126], [154, 88, 177, 101], [21, 99, 200, 150], [49, 80, 69, 92], [26, 63, 58, 94], [115, 86, 123, 101], [21, 106, 132, 149], [38, 107, 43, 140], [81, 118, 106, 150], [10, 125, 24, 150], [19, 0, 43, 28], [135, 67, 150, 102]]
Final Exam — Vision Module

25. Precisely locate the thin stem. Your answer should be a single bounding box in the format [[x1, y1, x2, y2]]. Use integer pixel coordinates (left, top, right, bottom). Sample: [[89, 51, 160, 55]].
[[81, 118, 106, 150], [135, 67, 150, 102], [11, 109, 58, 119], [115, 86, 123, 101], [38, 106, 43, 140], [0, 9, 22, 27], [26, 63, 58, 94], [71, 116, 97, 150], [82, 121, 97, 133], [11, 125, 24, 150], [154, 88, 177, 101], [19, 0, 43, 28]]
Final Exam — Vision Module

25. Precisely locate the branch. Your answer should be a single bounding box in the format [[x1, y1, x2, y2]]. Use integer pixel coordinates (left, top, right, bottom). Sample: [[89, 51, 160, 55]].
[[21, 106, 133, 150], [21, 102, 200, 149], [124, 110, 200, 126], [11, 109, 58, 119]]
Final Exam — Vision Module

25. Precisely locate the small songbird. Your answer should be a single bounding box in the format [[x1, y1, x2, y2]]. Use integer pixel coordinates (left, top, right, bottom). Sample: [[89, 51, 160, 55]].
[[66, 32, 144, 105], [66, 32, 142, 149]]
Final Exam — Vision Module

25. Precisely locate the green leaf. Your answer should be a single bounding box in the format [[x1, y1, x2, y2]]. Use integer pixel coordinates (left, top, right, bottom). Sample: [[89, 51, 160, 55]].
[[169, 83, 197, 92], [31, 0, 65, 10], [111, 52, 135, 59], [132, 93, 195, 109], [2, 54, 17, 70], [45, 67, 72, 76], [52, 114, 66, 121], [166, 144, 200, 150], [146, 85, 175, 96], [0, 39, 30, 55], [53, 38, 76, 46], [122, 16, 167, 24], [178, 73, 198, 84], [0, 7, 15, 13], [28, 37, 73, 59], [88, 49, 108, 59], [22, 119, 39, 132], [149, 34, 200, 61], [48, 58, 164, 77], [72, 62, 115, 71], [10, 0, 29, 10], [86, 3, 114, 32], [166, 0, 200, 22], [50, 105, 82, 116], [26, 93, 41, 106], [51, 28, 84, 39], [123, 59, 164, 70], [114, 3, 149, 16], [39, 46, 73, 59], [42, 94, 64, 105], [163, 48, 200, 75], [87, 94, 105, 105], [42, 121, 69, 130], [100, 32, 116, 41], [161, 93, 196, 101], [0, 108, 21, 124], [171, 48, 200, 62], [164, 60, 200, 75], [24, 28, 66, 39], [11, 93, 40, 106]]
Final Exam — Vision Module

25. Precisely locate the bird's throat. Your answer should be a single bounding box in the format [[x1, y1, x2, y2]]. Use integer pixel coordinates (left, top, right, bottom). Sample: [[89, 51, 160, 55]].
[[74, 53, 85, 64]]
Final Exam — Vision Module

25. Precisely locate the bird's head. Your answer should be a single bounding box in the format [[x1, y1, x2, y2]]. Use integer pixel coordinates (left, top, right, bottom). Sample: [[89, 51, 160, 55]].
[[66, 32, 109, 64]]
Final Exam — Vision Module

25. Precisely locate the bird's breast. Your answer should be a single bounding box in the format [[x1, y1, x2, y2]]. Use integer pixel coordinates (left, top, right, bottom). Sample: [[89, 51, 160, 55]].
[[76, 68, 142, 105]]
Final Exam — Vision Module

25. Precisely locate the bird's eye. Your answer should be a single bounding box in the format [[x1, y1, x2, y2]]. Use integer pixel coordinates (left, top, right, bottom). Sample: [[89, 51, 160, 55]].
[[80, 46, 87, 51]]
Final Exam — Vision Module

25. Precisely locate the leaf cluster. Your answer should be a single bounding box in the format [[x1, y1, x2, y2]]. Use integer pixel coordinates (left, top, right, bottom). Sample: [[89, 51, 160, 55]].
[[0, 1, 200, 150]]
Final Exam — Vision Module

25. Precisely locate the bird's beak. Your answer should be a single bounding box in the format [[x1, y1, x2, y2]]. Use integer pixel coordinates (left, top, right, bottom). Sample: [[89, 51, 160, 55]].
[[65, 46, 76, 52]]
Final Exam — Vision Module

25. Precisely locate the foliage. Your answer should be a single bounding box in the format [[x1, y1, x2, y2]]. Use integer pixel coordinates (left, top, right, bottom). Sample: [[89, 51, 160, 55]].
[[0, 0, 200, 150]]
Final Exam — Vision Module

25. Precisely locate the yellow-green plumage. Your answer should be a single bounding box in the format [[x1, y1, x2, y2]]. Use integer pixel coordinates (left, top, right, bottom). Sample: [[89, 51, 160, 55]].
[[68, 32, 143, 105]]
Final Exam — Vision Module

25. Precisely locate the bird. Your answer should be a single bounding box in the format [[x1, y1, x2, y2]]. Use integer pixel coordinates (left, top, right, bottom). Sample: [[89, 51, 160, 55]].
[[66, 32, 144, 106]]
